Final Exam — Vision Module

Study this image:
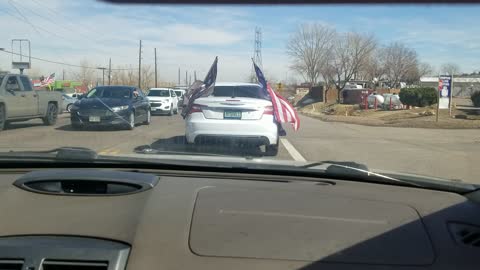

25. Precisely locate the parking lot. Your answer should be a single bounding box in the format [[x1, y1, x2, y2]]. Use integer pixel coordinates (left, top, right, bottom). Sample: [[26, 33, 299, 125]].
[[0, 112, 479, 184]]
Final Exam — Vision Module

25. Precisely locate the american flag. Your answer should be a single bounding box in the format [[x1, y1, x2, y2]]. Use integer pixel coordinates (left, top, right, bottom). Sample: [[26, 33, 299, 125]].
[[181, 57, 218, 119], [253, 61, 300, 131], [41, 73, 55, 87]]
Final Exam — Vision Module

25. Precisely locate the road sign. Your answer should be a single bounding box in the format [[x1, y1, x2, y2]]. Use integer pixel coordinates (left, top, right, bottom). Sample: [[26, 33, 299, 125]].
[[438, 75, 452, 109]]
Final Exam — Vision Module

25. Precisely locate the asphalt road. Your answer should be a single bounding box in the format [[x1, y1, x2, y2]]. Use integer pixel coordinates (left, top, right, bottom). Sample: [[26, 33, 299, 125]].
[[0, 112, 479, 184]]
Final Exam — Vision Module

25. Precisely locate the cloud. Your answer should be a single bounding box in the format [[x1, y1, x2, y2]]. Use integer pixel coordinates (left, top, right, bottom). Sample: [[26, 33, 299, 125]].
[[147, 24, 246, 46]]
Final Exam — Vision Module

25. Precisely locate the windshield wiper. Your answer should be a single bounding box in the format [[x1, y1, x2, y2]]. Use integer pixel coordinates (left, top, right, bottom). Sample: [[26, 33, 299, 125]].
[[301, 161, 424, 188], [1, 147, 98, 161]]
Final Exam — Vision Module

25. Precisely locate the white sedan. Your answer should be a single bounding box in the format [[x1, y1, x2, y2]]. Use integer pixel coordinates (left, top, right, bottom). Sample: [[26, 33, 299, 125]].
[[184, 82, 279, 156]]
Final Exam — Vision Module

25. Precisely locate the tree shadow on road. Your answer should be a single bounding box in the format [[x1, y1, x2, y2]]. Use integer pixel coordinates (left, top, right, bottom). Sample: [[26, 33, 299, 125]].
[[134, 136, 266, 157]]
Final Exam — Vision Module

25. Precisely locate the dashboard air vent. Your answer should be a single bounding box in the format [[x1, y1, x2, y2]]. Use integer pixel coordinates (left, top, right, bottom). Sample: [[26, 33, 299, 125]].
[[449, 222, 480, 247], [0, 260, 23, 270], [42, 260, 108, 270], [0, 236, 130, 270], [14, 169, 158, 196]]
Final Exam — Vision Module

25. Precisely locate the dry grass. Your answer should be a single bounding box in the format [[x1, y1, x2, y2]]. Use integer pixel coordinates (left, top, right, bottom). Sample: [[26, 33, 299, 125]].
[[300, 102, 480, 129]]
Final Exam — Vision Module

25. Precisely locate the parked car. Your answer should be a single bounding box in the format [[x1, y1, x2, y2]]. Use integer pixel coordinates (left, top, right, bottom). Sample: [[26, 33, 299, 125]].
[[62, 94, 77, 112], [147, 88, 179, 115], [0, 73, 63, 130], [70, 86, 150, 130], [184, 82, 279, 156]]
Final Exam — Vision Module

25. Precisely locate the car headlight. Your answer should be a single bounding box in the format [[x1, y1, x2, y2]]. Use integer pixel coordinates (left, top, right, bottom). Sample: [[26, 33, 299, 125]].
[[111, 105, 129, 112], [165, 99, 170, 103]]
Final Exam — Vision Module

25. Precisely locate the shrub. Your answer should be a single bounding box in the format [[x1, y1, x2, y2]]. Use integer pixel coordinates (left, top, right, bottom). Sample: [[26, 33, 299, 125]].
[[471, 91, 480, 107], [399, 87, 437, 107]]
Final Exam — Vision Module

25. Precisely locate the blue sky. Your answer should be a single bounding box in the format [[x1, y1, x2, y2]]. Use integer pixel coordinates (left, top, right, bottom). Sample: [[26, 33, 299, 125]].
[[1, 1, 480, 83]]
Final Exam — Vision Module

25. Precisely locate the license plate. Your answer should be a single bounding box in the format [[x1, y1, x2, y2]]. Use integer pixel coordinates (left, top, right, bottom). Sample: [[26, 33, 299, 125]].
[[89, 116, 101, 122], [224, 110, 242, 119]]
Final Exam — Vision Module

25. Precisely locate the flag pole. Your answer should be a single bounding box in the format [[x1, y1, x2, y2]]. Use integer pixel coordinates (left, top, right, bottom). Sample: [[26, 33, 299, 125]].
[[449, 74, 454, 117]]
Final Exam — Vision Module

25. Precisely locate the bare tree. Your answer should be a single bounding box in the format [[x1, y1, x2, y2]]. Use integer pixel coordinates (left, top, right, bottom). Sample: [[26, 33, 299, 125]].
[[382, 42, 418, 88], [440, 62, 460, 76], [72, 60, 95, 88], [26, 67, 43, 80], [361, 48, 385, 89], [141, 65, 155, 90], [418, 62, 434, 77], [403, 62, 434, 85], [286, 23, 336, 86], [108, 65, 154, 90], [323, 32, 377, 103]]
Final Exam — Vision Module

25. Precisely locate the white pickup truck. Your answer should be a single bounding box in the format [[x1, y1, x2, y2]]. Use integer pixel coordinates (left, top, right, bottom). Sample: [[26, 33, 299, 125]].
[[0, 73, 63, 130]]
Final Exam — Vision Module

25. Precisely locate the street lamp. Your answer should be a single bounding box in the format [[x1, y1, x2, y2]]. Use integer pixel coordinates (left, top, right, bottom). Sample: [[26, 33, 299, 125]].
[[97, 67, 107, 86]]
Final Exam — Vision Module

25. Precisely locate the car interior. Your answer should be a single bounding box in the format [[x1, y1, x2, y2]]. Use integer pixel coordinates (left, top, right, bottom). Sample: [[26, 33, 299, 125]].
[[0, 158, 478, 270]]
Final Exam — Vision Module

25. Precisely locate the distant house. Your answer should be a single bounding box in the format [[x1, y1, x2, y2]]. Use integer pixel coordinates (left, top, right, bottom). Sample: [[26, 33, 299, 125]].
[[420, 76, 480, 97]]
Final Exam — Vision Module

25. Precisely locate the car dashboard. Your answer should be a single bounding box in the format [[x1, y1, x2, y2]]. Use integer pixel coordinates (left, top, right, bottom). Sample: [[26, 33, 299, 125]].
[[0, 168, 479, 270]]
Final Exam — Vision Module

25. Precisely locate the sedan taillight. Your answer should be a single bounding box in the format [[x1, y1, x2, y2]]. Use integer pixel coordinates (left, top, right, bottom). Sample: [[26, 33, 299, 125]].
[[263, 106, 274, 115], [188, 104, 203, 115]]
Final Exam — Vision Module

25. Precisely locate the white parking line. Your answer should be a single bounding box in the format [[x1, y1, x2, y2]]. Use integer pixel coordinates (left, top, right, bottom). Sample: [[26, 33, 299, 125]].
[[280, 138, 306, 162]]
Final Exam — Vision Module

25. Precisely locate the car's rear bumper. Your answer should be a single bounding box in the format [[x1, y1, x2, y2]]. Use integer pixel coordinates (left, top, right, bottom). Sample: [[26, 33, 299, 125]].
[[185, 113, 278, 145], [149, 102, 172, 113], [70, 111, 129, 126], [150, 107, 170, 114], [193, 135, 270, 146]]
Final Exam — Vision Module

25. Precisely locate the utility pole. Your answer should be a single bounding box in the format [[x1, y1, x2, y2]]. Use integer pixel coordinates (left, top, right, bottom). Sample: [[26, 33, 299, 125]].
[[194, 70, 197, 81], [178, 68, 180, 86], [185, 70, 188, 86], [138, 40, 142, 88], [108, 58, 111, 85], [97, 67, 106, 85], [154, 48, 158, 88], [189, 75, 192, 86], [62, 69, 65, 80]]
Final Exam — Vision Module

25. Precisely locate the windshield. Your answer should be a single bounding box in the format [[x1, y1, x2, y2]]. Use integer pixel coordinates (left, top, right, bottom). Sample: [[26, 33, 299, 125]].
[[86, 87, 132, 99], [148, 90, 170, 97], [0, 1, 479, 186]]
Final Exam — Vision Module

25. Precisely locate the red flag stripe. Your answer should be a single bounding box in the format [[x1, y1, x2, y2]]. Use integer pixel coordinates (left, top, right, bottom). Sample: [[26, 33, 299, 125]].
[[265, 82, 299, 131]]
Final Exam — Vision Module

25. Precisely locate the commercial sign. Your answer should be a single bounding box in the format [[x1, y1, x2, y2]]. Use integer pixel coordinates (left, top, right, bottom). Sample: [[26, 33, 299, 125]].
[[438, 75, 452, 109]]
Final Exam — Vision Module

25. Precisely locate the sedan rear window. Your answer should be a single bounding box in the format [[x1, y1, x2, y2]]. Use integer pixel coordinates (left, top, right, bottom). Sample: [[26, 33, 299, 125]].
[[213, 86, 269, 100]]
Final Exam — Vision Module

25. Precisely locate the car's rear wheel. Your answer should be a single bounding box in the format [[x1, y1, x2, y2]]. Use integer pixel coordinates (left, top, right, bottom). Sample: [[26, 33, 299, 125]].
[[143, 110, 151, 125], [42, 103, 58, 126], [168, 105, 173, 116], [0, 105, 5, 131], [265, 144, 279, 156]]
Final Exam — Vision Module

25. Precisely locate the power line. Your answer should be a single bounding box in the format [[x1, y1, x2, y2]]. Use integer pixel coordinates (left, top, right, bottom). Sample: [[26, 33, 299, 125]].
[[8, 0, 132, 60], [13, 0, 92, 40], [0, 49, 137, 71], [7, 1, 42, 36], [28, 0, 107, 38], [1, 6, 80, 46]]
